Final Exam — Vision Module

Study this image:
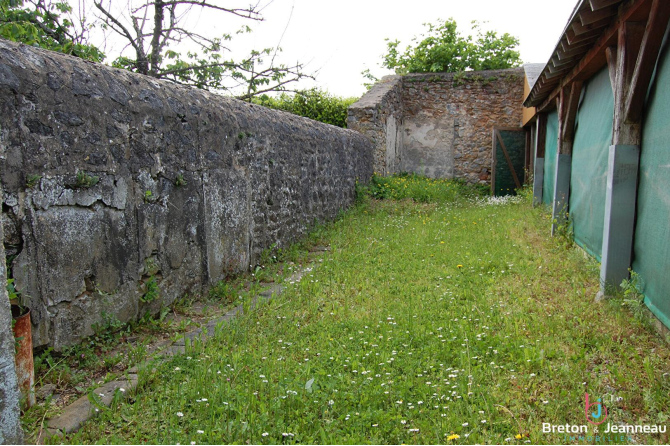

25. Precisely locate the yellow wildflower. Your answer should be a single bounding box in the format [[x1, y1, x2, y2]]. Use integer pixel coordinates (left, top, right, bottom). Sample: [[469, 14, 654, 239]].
[[457, 264, 463, 268], [515, 434, 523, 440], [447, 434, 460, 441]]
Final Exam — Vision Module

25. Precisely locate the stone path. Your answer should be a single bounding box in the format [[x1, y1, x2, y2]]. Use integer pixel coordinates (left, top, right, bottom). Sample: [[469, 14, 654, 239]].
[[38, 250, 326, 443]]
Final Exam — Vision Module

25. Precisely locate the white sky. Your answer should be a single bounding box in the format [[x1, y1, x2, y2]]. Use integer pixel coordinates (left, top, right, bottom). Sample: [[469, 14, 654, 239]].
[[89, 0, 579, 98]]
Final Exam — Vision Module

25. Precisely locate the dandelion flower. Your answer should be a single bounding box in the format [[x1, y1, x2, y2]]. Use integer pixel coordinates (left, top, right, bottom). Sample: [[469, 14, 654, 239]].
[[447, 434, 460, 441], [515, 434, 523, 440]]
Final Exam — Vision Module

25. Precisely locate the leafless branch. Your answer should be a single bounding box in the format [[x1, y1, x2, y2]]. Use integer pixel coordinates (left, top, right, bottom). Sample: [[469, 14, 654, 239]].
[[158, 61, 236, 77], [93, 1, 143, 57], [236, 77, 303, 101], [135, 1, 264, 21]]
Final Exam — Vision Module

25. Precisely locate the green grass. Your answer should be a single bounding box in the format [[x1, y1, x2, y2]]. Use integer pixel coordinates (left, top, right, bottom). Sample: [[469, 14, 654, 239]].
[[62, 177, 670, 445], [360, 172, 487, 203]]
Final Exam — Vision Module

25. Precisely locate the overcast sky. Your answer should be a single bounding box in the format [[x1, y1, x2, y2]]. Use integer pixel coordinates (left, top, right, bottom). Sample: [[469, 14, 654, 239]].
[[93, 0, 579, 98]]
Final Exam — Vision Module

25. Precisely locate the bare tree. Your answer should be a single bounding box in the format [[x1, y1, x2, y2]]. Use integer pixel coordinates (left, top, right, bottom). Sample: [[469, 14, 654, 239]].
[[92, 0, 309, 99]]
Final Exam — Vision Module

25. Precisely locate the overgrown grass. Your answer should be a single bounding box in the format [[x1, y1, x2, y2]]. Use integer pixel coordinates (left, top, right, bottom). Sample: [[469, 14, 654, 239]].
[[359, 173, 488, 203], [62, 177, 670, 445]]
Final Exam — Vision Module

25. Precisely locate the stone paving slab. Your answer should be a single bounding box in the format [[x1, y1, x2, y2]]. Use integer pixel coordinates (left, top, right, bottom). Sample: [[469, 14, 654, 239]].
[[40, 262, 317, 442], [46, 375, 137, 436]]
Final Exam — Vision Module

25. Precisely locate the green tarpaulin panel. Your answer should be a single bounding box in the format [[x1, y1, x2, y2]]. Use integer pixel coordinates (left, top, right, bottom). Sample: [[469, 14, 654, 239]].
[[569, 68, 613, 261], [633, 39, 670, 330], [492, 128, 525, 196], [542, 110, 559, 206]]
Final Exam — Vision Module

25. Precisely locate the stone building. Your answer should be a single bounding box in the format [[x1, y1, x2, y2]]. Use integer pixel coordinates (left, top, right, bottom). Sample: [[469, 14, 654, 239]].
[[347, 68, 525, 185]]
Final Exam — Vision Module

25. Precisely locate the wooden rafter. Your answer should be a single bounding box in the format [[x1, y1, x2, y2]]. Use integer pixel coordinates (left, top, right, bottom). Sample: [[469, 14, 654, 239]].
[[624, 0, 670, 123], [590, 0, 621, 10], [557, 82, 583, 155], [611, 21, 645, 144], [572, 16, 611, 36], [580, 5, 618, 26], [567, 27, 603, 45], [605, 46, 618, 91], [535, 0, 650, 112], [558, 47, 589, 61]]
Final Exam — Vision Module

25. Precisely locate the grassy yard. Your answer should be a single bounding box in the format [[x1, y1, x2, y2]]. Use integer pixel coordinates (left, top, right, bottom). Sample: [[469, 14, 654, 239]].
[[62, 176, 670, 445]]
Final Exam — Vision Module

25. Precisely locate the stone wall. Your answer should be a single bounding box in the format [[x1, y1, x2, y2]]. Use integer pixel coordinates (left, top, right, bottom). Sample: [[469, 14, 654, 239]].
[[348, 69, 524, 183], [347, 76, 403, 175], [0, 186, 24, 445], [0, 40, 373, 350]]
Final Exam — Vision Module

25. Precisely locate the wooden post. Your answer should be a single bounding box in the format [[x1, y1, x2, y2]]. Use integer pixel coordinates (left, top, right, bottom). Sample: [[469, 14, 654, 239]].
[[551, 81, 582, 235], [598, 0, 670, 298], [528, 124, 535, 182], [532, 113, 546, 206]]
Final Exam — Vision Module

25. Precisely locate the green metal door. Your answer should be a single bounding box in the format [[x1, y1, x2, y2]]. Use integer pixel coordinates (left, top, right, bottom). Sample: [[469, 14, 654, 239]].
[[491, 128, 526, 196]]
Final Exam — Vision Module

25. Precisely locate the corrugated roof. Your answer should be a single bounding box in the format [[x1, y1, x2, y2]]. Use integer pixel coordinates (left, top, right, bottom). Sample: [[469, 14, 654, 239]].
[[524, 0, 626, 108]]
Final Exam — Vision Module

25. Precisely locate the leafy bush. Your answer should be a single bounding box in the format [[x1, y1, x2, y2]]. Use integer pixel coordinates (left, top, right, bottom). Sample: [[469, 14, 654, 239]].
[[253, 88, 358, 128]]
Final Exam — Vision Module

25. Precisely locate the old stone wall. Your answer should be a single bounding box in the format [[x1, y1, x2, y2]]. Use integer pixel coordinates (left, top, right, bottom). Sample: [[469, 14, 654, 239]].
[[348, 69, 524, 183], [347, 76, 403, 175], [0, 40, 373, 349], [0, 187, 24, 444]]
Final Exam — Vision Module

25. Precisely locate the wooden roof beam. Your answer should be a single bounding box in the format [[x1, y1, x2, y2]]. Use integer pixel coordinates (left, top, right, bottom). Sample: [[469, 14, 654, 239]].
[[566, 26, 602, 45], [552, 54, 580, 67], [580, 5, 618, 25], [558, 45, 589, 60], [610, 21, 645, 145], [533, 0, 650, 111], [573, 16, 611, 35], [624, 0, 670, 123], [559, 81, 583, 154], [589, 0, 621, 11]]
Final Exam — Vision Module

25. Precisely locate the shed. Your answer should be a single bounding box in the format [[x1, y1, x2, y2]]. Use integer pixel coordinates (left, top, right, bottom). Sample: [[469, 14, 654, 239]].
[[523, 0, 670, 333]]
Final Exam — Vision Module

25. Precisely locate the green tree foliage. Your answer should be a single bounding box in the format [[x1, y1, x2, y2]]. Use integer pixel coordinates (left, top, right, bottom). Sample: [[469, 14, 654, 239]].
[[383, 19, 521, 74], [253, 88, 358, 128], [0, 0, 104, 62]]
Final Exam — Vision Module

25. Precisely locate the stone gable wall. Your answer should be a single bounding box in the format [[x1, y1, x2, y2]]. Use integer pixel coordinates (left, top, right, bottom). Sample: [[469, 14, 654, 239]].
[[348, 69, 524, 184], [347, 76, 403, 175], [0, 39, 373, 349]]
